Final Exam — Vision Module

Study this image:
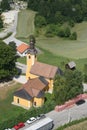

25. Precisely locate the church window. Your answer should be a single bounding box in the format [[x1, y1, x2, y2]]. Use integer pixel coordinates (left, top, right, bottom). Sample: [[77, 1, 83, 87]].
[[29, 55, 31, 59]]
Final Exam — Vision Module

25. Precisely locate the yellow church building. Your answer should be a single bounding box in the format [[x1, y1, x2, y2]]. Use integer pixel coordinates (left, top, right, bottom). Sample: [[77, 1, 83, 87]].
[[13, 37, 58, 109]]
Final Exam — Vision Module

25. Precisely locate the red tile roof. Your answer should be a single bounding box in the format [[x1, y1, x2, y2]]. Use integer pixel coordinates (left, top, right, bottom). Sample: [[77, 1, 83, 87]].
[[23, 78, 48, 97], [30, 62, 58, 79], [16, 43, 29, 54]]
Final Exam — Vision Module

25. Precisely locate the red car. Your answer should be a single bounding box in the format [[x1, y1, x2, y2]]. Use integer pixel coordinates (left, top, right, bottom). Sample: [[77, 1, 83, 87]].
[[13, 122, 25, 130]]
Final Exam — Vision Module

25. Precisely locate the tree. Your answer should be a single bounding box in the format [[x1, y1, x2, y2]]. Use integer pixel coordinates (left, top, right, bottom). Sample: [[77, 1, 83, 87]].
[[53, 70, 83, 105], [68, 20, 75, 27], [35, 15, 47, 28], [64, 70, 83, 100], [53, 75, 66, 105], [0, 16, 3, 29], [8, 41, 17, 53], [83, 64, 87, 82], [0, 41, 17, 81], [1, 0, 10, 11], [55, 11, 64, 24]]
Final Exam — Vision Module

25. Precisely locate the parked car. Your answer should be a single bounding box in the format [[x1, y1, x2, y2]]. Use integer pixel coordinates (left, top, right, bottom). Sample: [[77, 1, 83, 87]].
[[13, 122, 25, 130], [5, 128, 11, 130], [26, 117, 36, 124], [36, 114, 46, 120]]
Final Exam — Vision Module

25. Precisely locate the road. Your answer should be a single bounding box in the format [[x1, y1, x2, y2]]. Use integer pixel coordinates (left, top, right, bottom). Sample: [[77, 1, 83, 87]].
[[46, 100, 87, 129], [11, 100, 87, 130], [1, 10, 22, 46]]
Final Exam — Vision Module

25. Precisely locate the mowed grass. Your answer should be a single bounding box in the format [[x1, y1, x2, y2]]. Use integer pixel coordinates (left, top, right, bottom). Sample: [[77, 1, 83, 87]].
[[16, 9, 87, 59], [64, 120, 87, 130], [0, 82, 26, 121], [16, 10, 36, 38]]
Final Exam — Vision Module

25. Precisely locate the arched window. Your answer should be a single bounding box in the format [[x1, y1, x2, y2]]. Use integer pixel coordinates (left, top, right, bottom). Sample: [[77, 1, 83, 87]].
[[17, 98, 19, 104], [34, 102, 36, 106], [29, 55, 31, 59]]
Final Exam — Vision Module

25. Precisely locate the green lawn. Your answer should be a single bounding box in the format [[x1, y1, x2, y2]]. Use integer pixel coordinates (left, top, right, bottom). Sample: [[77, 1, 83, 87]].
[[16, 9, 36, 38], [0, 82, 26, 122], [64, 120, 87, 130]]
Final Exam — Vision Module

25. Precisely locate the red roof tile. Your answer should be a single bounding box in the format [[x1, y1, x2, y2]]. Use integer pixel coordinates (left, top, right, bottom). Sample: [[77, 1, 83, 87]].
[[22, 78, 48, 97], [16, 43, 29, 54], [30, 62, 58, 79]]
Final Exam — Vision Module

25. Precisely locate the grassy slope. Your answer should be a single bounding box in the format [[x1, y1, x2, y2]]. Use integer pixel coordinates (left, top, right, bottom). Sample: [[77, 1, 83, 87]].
[[64, 120, 87, 130], [0, 83, 26, 121], [16, 10, 36, 38]]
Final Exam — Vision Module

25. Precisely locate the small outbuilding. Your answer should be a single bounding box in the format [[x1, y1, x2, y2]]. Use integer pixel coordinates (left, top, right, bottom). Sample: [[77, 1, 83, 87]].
[[65, 61, 76, 70]]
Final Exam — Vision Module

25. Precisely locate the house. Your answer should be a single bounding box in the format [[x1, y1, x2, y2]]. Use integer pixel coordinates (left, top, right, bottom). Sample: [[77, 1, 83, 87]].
[[13, 38, 58, 109], [16, 43, 30, 57], [65, 61, 76, 70]]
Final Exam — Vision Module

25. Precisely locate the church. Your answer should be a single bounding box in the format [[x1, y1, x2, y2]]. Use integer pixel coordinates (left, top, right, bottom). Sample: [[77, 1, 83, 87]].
[[13, 37, 58, 109]]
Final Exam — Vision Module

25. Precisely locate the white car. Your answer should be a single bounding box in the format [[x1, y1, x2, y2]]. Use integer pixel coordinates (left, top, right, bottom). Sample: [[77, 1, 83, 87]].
[[26, 117, 36, 124]]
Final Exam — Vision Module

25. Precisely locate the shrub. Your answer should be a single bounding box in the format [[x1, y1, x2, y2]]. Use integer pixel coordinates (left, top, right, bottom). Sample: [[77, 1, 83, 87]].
[[35, 14, 47, 28], [64, 27, 71, 37], [84, 74, 87, 83], [57, 27, 65, 37], [70, 32, 77, 40], [45, 24, 56, 37], [68, 20, 75, 27]]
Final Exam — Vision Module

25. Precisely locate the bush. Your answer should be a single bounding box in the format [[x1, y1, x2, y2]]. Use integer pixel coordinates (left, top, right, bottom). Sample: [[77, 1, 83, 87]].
[[68, 20, 75, 27], [64, 27, 71, 37], [35, 14, 47, 28], [84, 74, 87, 83], [45, 24, 56, 37], [57, 27, 65, 37], [70, 32, 77, 40]]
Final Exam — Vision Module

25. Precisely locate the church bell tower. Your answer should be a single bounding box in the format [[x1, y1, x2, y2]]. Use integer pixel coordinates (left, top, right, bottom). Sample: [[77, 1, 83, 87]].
[[26, 35, 37, 79]]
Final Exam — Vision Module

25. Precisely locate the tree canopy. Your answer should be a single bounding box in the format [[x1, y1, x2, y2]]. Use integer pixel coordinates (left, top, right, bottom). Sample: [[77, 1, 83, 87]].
[[53, 70, 83, 105], [0, 0, 10, 11], [0, 41, 17, 81], [27, 0, 87, 24]]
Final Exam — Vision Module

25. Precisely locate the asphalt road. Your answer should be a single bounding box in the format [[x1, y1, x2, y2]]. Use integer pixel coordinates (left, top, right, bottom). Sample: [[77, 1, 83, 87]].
[[11, 100, 87, 130], [46, 100, 87, 130]]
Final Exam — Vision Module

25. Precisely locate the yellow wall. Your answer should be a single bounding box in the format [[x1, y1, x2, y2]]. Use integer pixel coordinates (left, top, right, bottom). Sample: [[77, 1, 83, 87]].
[[47, 79, 54, 92], [13, 96, 33, 108], [34, 97, 44, 107], [13, 96, 44, 108], [26, 54, 37, 79]]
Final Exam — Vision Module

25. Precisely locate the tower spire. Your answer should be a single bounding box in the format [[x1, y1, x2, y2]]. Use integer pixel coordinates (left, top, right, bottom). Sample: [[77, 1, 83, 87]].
[[28, 35, 37, 55]]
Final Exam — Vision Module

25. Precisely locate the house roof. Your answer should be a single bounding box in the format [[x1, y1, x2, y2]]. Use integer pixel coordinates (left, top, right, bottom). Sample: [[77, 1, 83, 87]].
[[16, 43, 29, 54], [23, 77, 48, 97], [68, 61, 76, 69], [30, 61, 58, 79], [14, 77, 48, 100], [13, 89, 32, 100]]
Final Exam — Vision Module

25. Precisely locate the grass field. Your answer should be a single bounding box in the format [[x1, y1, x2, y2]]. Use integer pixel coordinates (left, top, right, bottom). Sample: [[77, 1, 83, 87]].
[[0, 82, 26, 121], [16, 10, 36, 38], [64, 120, 87, 130]]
